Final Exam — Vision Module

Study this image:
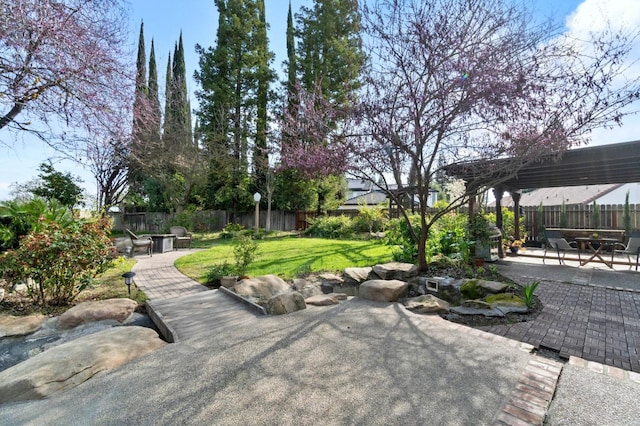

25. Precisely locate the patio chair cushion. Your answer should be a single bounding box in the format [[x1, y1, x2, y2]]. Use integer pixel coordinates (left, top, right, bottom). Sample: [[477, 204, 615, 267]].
[[126, 229, 153, 256], [170, 226, 192, 249]]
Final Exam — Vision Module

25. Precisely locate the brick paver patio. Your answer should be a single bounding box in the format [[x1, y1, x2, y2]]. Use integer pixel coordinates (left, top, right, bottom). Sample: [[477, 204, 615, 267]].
[[489, 260, 640, 373]]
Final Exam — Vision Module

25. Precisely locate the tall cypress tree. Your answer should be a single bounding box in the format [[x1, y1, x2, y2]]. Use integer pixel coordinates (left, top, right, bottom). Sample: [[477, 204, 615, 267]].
[[286, 1, 297, 113], [164, 33, 191, 151], [296, 0, 365, 104], [162, 51, 172, 142], [254, 0, 275, 190], [286, 0, 364, 214], [133, 21, 147, 125], [147, 39, 161, 144], [195, 0, 275, 215], [129, 22, 149, 198]]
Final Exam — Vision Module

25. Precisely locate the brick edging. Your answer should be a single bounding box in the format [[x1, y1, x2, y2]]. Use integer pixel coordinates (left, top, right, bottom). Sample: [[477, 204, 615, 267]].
[[493, 356, 563, 425], [568, 356, 640, 383]]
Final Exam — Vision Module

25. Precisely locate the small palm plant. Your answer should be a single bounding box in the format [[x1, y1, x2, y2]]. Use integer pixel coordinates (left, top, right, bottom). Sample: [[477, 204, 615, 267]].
[[522, 280, 540, 308]]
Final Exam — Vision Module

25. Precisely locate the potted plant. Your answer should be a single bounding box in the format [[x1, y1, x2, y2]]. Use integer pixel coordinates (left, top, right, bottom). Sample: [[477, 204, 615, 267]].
[[507, 236, 524, 254]]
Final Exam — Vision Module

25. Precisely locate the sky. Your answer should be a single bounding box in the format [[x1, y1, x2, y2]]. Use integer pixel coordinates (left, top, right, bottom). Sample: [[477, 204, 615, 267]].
[[0, 0, 638, 204]]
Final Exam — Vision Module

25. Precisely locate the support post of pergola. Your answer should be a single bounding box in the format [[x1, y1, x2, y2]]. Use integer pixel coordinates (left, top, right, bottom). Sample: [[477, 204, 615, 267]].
[[511, 191, 522, 241], [493, 187, 505, 258]]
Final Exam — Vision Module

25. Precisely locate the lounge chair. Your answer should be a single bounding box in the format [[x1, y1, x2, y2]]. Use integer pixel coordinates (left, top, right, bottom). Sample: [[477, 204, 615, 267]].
[[614, 230, 640, 270], [543, 230, 580, 265], [126, 229, 153, 256], [170, 226, 193, 249]]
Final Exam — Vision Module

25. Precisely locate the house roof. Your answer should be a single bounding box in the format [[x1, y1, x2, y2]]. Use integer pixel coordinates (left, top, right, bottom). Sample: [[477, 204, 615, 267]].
[[490, 184, 623, 207], [338, 191, 389, 210], [346, 178, 374, 192], [445, 139, 640, 191]]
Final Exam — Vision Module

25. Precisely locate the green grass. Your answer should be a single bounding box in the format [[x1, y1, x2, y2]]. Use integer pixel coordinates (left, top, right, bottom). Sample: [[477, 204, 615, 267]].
[[78, 258, 147, 305], [175, 236, 394, 283]]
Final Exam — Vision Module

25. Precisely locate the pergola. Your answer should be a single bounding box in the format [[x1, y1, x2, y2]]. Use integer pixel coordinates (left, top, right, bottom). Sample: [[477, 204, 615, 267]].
[[445, 139, 640, 257]]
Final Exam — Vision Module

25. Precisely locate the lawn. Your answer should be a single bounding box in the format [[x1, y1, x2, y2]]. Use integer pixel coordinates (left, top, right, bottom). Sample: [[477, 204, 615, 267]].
[[77, 258, 147, 305], [175, 236, 395, 283]]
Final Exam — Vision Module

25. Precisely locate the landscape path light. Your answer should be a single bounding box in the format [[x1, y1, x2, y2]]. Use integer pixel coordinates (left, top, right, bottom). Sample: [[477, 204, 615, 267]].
[[121, 271, 136, 295], [253, 192, 262, 232]]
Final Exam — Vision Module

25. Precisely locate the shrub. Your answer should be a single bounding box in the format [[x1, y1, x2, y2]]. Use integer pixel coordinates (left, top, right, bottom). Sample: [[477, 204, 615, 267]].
[[385, 214, 422, 262], [233, 236, 259, 277], [352, 205, 387, 233], [0, 218, 112, 307], [220, 223, 245, 239], [305, 215, 353, 239], [0, 198, 73, 251], [485, 207, 524, 242]]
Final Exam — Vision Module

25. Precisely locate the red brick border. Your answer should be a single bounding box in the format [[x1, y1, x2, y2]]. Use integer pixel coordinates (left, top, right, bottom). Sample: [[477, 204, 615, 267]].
[[568, 356, 640, 383], [493, 356, 563, 425]]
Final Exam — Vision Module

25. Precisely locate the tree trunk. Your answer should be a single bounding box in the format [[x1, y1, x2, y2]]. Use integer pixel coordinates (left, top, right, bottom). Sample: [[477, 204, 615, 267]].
[[417, 228, 428, 272], [0, 103, 24, 129], [266, 190, 272, 232]]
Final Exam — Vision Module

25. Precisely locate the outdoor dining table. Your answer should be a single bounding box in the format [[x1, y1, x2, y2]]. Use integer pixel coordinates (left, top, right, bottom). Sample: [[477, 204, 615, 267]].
[[574, 236, 619, 268]]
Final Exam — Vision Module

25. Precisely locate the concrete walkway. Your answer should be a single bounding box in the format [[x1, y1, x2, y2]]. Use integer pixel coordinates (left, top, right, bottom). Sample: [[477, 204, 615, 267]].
[[121, 249, 640, 424], [131, 249, 208, 300], [1, 250, 639, 424]]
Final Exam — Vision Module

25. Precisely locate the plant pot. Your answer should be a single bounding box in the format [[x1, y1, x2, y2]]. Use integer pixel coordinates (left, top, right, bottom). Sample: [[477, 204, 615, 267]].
[[472, 257, 485, 267], [220, 276, 238, 288], [509, 246, 519, 254]]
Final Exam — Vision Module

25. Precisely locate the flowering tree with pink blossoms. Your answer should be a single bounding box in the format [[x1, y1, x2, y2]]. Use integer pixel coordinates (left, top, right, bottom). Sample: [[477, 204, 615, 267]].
[[281, 0, 640, 271], [0, 0, 133, 149]]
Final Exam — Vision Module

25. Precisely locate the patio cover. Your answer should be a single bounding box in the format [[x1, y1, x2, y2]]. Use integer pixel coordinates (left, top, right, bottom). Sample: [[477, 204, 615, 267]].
[[444, 139, 640, 250], [445, 139, 640, 191]]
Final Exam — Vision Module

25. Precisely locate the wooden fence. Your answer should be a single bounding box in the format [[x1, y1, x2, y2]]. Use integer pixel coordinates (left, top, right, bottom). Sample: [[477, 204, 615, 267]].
[[520, 204, 640, 239], [118, 210, 299, 233], [115, 203, 640, 237]]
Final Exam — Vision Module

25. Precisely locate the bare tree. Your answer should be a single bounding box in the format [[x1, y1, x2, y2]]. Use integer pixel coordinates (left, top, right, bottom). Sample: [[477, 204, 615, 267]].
[[83, 137, 129, 213]]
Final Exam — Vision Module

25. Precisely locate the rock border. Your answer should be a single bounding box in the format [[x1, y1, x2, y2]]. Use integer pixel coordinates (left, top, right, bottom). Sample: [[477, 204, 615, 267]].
[[218, 286, 268, 315]]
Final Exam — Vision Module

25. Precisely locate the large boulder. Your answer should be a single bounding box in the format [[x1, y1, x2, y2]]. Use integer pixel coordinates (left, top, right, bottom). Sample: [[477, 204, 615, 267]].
[[486, 293, 529, 314], [359, 279, 408, 302], [402, 294, 450, 314], [233, 275, 291, 299], [450, 300, 505, 317], [292, 278, 323, 298], [372, 262, 418, 281], [0, 326, 166, 403], [57, 299, 138, 330], [305, 294, 340, 306], [476, 279, 510, 294], [264, 292, 306, 315], [343, 267, 373, 285], [318, 273, 344, 294], [304, 293, 346, 306], [0, 314, 46, 338]]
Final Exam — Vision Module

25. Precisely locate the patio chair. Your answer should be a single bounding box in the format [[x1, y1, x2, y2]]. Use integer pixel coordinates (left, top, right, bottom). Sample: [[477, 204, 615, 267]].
[[614, 230, 640, 270], [543, 230, 580, 265], [170, 226, 192, 249], [126, 229, 153, 257]]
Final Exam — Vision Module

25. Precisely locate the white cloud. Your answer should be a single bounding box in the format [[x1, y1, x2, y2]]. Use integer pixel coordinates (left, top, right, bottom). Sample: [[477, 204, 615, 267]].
[[566, 0, 640, 34], [565, 0, 640, 146]]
